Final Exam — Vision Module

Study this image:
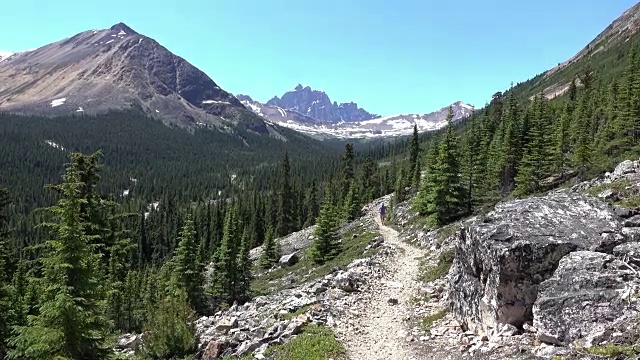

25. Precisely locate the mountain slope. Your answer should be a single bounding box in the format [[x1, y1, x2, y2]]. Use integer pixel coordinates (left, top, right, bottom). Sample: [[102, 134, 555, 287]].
[[0, 23, 266, 130], [513, 2, 640, 101]]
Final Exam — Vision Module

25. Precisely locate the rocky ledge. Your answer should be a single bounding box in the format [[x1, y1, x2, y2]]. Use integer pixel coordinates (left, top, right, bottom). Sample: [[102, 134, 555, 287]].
[[447, 158, 640, 356]]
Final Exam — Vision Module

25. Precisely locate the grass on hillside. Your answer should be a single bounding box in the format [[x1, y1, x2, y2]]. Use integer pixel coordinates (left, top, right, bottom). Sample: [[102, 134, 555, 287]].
[[586, 178, 640, 209], [263, 324, 346, 360], [421, 308, 449, 332], [252, 223, 381, 295], [419, 248, 455, 283]]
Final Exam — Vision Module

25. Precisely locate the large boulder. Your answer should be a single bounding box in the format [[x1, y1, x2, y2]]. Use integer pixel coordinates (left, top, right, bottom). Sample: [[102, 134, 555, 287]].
[[533, 251, 638, 345], [614, 159, 639, 177], [279, 252, 299, 267], [449, 190, 622, 334]]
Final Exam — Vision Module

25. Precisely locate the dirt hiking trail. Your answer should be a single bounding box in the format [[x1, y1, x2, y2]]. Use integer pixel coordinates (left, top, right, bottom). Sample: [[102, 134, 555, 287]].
[[340, 208, 426, 360]]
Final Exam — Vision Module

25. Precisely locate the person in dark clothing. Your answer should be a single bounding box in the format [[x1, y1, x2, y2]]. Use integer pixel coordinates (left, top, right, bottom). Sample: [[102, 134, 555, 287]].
[[379, 203, 387, 225]]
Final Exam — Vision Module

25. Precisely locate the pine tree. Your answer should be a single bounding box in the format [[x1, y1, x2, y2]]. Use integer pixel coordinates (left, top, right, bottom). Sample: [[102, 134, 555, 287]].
[[172, 215, 206, 314], [210, 205, 239, 306], [393, 165, 408, 204], [498, 91, 520, 193], [235, 230, 253, 303], [259, 225, 279, 269], [514, 94, 551, 196], [569, 76, 578, 102], [409, 124, 421, 187], [304, 180, 319, 227], [573, 86, 594, 178], [138, 212, 150, 267], [140, 286, 196, 359], [359, 157, 378, 203], [276, 152, 295, 237], [311, 196, 340, 265], [413, 144, 438, 216], [9, 154, 111, 360], [413, 107, 466, 226], [553, 103, 572, 176], [340, 143, 355, 200], [342, 181, 361, 221], [462, 114, 481, 213]]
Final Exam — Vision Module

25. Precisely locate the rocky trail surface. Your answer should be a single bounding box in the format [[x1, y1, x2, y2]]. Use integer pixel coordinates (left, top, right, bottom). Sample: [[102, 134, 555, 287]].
[[336, 202, 426, 360]]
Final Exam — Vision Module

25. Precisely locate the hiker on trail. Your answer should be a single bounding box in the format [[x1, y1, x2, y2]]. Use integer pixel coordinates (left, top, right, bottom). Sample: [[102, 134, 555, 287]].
[[379, 203, 387, 225]]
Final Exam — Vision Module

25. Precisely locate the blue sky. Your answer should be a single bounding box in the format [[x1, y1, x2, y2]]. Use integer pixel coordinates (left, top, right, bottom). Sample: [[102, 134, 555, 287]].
[[1, 0, 637, 115]]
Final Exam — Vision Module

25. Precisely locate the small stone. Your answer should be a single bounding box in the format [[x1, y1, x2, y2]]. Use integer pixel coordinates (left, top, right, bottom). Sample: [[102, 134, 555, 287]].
[[624, 215, 640, 227], [387, 298, 399, 306], [598, 189, 618, 200], [614, 206, 635, 219], [523, 323, 538, 333], [215, 317, 238, 332]]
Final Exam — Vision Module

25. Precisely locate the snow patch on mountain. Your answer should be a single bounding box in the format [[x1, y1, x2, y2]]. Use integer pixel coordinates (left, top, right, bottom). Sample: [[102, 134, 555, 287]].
[[0, 51, 14, 61], [51, 98, 67, 107]]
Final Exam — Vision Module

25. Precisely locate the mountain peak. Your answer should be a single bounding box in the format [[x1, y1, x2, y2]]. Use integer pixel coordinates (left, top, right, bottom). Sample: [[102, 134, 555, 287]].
[[109, 22, 138, 35], [294, 84, 304, 91], [0, 23, 260, 130]]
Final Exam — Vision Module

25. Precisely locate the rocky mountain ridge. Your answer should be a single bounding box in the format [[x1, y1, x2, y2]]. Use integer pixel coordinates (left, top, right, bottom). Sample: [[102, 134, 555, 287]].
[[264, 84, 380, 123], [239, 91, 474, 139]]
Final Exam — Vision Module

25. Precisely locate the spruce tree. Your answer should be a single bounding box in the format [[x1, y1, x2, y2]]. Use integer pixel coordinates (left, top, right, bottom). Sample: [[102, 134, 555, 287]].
[[413, 107, 466, 226], [310, 196, 340, 265], [172, 215, 206, 314], [413, 144, 438, 216], [235, 230, 253, 303], [304, 180, 319, 227], [259, 225, 279, 269], [340, 143, 355, 200], [409, 124, 421, 187], [9, 155, 110, 360], [514, 94, 551, 196], [343, 181, 361, 221], [140, 286, 196, 359], [462, 116, 481, 213], [553, 103, 572, 176], [359, 157, 378, 202], [276, 152, 295, 237], [573, 87, 594, 178], [210, 205, 239, 306], [394, 165, 408, 204]]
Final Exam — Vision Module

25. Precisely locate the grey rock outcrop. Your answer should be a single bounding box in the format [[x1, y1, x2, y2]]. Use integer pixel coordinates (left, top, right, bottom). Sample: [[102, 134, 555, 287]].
[[279, 252, 299, 267], [449, 190, 623, 334], [533, 251, 638, 346]]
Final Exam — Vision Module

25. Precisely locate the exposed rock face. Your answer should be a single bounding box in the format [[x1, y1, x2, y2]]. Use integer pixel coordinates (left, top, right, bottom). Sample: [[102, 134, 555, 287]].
[[266, 84, 379, 123], [449, 190, 622, 333], [240, 92, 474, 139], [533, 251, 638, 346]]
